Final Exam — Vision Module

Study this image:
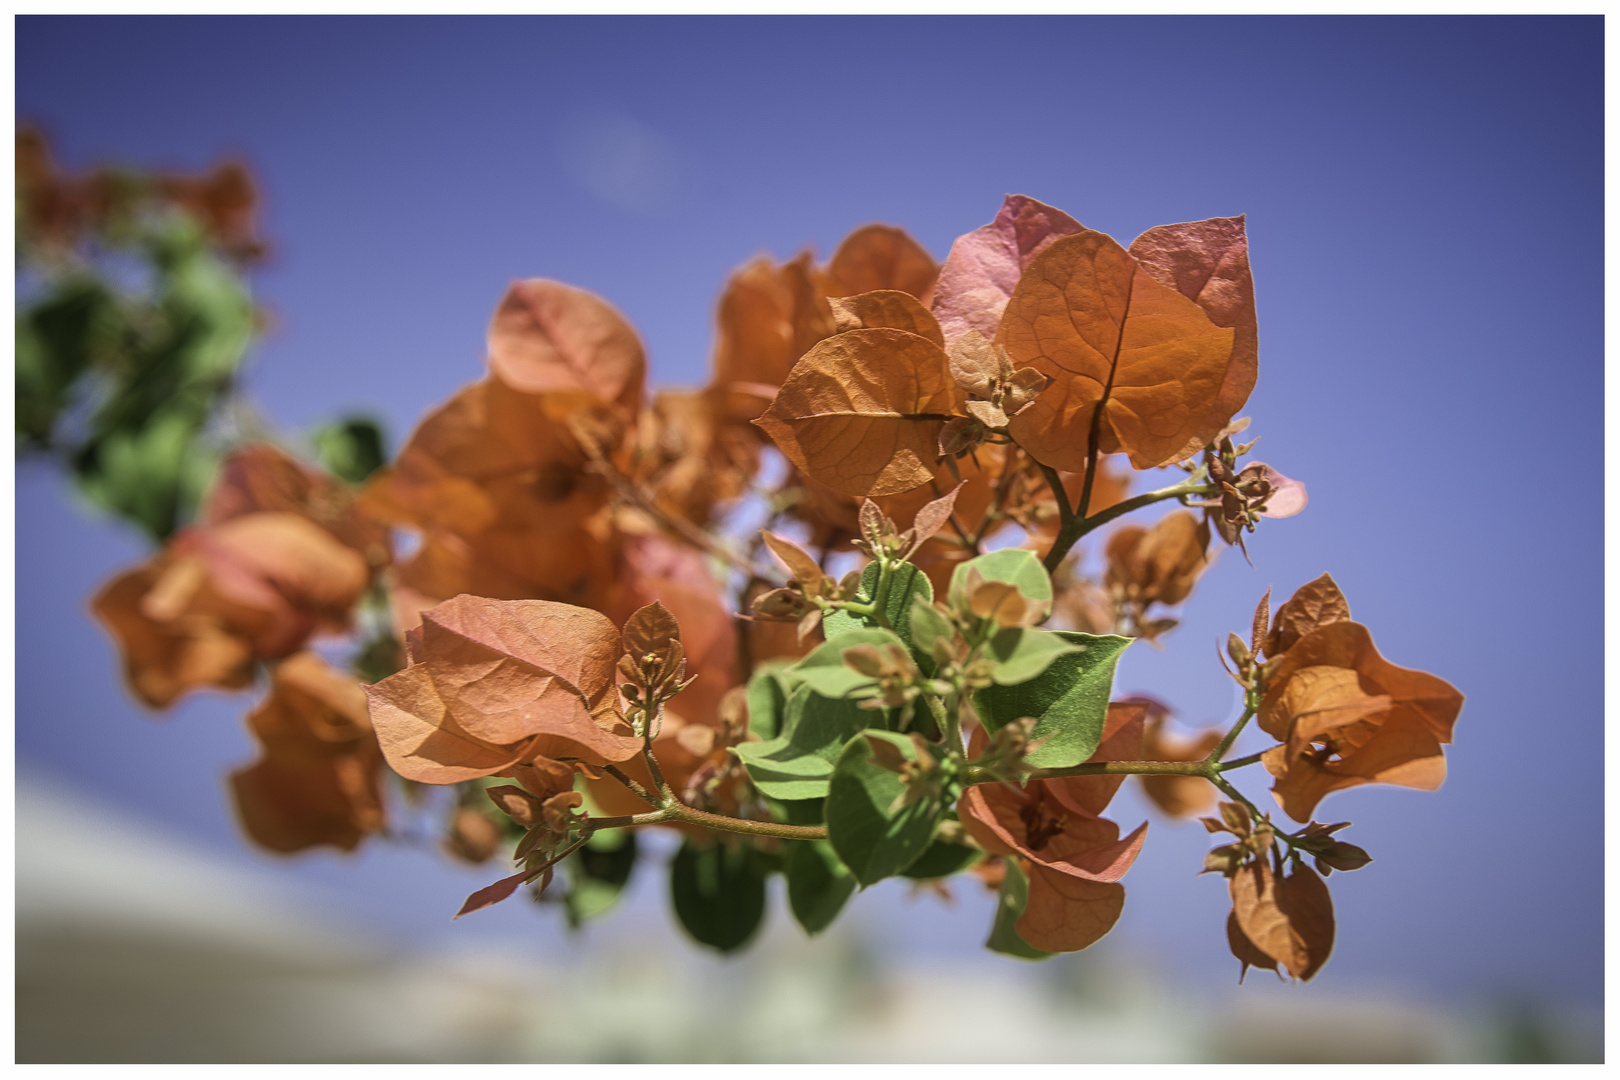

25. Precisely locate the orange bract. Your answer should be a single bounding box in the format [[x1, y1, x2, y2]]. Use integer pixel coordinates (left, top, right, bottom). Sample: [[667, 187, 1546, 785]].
[[487, 278, 646, 416], [1258, 615, 1464, 822], [365, 595, 640, 784], [1000, 230, 1237, 471], [230, 652, 386, 854], [958, 702, 1149, 952], [1229, 858, 1335, 981]]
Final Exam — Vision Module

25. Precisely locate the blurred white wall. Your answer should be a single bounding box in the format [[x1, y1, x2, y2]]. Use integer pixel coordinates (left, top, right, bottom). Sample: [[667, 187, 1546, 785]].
[[14, 775, 1599, 1063]]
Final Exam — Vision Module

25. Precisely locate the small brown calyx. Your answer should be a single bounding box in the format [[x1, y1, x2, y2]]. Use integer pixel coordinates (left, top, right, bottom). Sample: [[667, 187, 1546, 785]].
[[843, 641, 924, 709], [947, 331, 1048, 431], [974, 716, 1041, 783], [852, 499, 913, 562], [865, 731, 948, 813], [619, 601, 695, 711], [1199, 800, 1277, 877]]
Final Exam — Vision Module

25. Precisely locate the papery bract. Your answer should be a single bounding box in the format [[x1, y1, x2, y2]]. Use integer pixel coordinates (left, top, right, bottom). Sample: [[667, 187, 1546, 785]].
[[1127, 216, 1258, 460], [230, 652, 386, 854], [1000, 230, 1237, 471], [1258, 619, 1464, 821], [755, 327, 967, 497], [487, 279, 646, 415], [365, 595, 640, 785], [932, 194, 1084, 345]]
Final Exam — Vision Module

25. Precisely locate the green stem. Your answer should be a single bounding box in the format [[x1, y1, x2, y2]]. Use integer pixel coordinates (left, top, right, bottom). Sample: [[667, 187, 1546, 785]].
[[588, 805, 827, 841], [942, 688, 963, 757], [870, 559, 896, 630], [1210, 774, 1263, 819], [1207, 701, 1258, 763], [1042, 476, 1216, 574], [602, 764, 656, 806], [961, 747, 1271, 788], [1216, 750, 1266, 772]]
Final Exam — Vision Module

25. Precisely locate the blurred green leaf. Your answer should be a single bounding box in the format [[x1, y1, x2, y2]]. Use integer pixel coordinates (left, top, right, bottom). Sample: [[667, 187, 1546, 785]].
[[313, 416, 389, 485], [670, 839, 768, 954], [785, 839, 856, 936], [949, 548, 1052, 611], [986, 860, 1052, 960]]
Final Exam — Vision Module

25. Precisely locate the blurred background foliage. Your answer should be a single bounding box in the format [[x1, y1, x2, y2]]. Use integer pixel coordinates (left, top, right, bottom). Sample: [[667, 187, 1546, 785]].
[[15, 126, 388, 539]]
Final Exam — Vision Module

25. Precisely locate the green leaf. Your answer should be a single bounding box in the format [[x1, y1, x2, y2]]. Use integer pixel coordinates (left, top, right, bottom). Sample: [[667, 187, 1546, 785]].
[[974, 632, 1132, 768], [735, 687, 877, 800], [986, 860, 1052, 960], [745, 663, 794, 741], [900, 839, 982, 880], [826, 730, 946, 887], [787, 627, 906, 700], [670, 839, 767, 954], [312, 415, 389, 485], [949, 548, 1052, 611], [907, 595, 955, 659], [564, 830, 638, 928], [983, 627, 1084, 686], [785, 840, 857, 935], [765, 796, 826, 827], [824, 561, 936, 674]]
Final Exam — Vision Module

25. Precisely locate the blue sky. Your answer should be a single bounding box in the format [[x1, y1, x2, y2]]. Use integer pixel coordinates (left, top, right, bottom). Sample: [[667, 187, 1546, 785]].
[[16, 15, 1603, 1012]]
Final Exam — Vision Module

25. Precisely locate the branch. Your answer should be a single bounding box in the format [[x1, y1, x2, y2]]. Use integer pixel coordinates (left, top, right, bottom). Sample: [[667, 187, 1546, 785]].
[[588, 804, 828, 841], [1042, 475, 1216, 574], [577, 436, 757, 575]]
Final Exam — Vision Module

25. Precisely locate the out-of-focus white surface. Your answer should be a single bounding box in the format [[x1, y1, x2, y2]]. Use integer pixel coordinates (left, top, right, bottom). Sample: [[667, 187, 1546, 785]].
[[15, 774, 1601, 1064]]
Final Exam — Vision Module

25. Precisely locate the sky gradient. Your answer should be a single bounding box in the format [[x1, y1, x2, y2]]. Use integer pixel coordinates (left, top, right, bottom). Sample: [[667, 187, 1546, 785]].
[[15, 14, 1604, 1019]]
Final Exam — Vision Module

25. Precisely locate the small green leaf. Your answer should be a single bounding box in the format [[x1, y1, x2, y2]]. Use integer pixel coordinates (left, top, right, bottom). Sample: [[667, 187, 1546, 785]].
[[824, 562, 936, 674], [949, 548, 1052, 611], [670, 839, 767, 954], [787, 627, 906, 700], [564, 830, 638, 928], [986, 860, 1052, 960], [785, 840, 857, 935], [735, 687, 877, 800], [974, 632, 1132, 768], [826, 730, 946, 887], [745, 663, 794, 740], [312, 415, 389, 485], [900, 839, 982, 880], [983, 627, 1084, 686], [908, 595, 955, 658]]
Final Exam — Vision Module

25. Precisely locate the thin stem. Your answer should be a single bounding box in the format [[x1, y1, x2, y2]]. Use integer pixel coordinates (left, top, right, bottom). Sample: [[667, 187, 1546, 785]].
[[1037, 461, 1073, 524], [942, 687, 963, 757], [970, 447, 1024, 549], [579, 436, 755, 575], [1210, 774, 1264, 819], [1042, 476, 1216, 574], [1207, 701, 1258, 763], [588, 805, 827, 841], [1076, 409, 1106, 520], [962, 759, 1218, 787], [638, 700, 676, 803], [1215, 750, 1267, 772], [601, 764, 656, 806], [870, 559, 896, 629]]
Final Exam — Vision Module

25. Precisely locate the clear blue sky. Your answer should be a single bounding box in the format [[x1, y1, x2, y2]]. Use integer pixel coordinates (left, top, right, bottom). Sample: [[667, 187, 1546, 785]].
[[16, 15, 1603, 1012]]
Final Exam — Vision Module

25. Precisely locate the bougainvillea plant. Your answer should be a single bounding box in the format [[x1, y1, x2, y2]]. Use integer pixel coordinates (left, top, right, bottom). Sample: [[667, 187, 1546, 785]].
[[25, 130, 1464, 978]]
